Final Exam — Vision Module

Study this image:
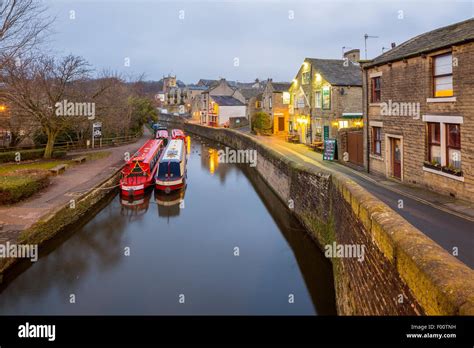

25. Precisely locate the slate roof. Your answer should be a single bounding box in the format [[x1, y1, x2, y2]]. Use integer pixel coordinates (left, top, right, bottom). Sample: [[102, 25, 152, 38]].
[[239, 87, 263, 99], [186, 84, 208, 90], [305, 58, 362, 86], [365, 18, 474, 67], [271, 82, 291, 92], [211, 96, 246, 106]]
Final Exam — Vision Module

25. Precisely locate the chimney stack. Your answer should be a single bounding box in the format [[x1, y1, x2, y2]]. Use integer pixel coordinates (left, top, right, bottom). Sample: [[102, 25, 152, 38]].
[[391, 42, 396, 49], [344, 49, 360, 62]]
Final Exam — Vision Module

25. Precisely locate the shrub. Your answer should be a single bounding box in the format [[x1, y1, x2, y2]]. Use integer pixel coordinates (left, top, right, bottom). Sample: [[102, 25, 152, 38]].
[[0, 148, 66, 164], [251, 111, 272, 135]]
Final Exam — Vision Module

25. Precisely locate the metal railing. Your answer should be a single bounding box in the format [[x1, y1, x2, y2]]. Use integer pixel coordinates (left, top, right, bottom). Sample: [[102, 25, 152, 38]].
[[0, 134, 142, 153]]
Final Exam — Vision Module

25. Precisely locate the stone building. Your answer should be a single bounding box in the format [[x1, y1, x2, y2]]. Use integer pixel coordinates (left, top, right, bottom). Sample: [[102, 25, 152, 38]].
[[261, 80, 291, 135], [289, 51, 362, 144], [362, 18, 474, 201], [199, 79, 246, 126], [240, 87, 263, 122]]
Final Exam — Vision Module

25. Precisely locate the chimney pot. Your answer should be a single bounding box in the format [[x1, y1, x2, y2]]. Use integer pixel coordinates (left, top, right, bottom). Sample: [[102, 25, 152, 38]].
[[391, 42, 396, 48]]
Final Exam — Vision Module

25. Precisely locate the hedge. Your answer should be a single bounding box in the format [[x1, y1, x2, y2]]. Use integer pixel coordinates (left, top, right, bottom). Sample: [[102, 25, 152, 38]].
[[0, 149, 67, 164], [0, 173, 50, 205]]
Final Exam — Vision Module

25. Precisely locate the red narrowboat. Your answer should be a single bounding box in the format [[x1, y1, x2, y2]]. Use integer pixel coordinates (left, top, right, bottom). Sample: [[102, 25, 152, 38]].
[[171, 129, 186, 143], [156, 129, 169, 146], [120, 139, 164, 196]]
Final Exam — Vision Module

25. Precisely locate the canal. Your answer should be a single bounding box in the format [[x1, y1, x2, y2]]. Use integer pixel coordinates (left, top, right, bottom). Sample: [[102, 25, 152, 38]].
[[0, 135, 336, 315]]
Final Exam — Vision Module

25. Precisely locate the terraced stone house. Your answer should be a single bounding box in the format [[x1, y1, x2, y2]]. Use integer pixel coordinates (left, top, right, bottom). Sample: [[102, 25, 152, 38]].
[[289, 51, 363, 145], [261, 79, 291, 135]]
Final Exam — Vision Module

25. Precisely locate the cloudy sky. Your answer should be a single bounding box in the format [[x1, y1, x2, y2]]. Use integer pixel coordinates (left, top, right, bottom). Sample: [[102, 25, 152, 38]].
[[44, 0, 473, 84]]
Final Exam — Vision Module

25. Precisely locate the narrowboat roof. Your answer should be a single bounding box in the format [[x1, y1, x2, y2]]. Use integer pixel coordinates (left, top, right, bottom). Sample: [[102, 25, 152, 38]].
[[171, 129, 185, 137], [161, 139, 184, 161], [132, 139, 162, 163]]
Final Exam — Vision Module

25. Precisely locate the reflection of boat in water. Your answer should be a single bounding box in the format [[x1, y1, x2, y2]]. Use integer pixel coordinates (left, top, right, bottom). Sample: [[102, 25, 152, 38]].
[[155, 188, 186, 219], [120, 190, 152, 217]]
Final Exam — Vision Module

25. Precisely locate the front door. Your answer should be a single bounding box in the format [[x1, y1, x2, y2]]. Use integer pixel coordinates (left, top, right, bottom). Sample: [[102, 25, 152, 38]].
[[391, 138, 401, 179], [278, 117, 285, 132]]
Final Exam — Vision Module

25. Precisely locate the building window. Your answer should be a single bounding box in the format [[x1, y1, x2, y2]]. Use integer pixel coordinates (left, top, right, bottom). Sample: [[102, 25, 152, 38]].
[[446, 123, 461, 169], [372, 127, 381, 155], [433, 53, 453, 97], [371, 77, 381, 103], [296, 95, 305, 109], [322, 86, 331, 110], [427, 122, 441, 164], [315, 91, 322, 108], [302, 72, 310, 85], [282, 92, 290, 104], [338, 120, 349, 129], [255, 101, 261, 108], [269, 97, 272, 108]]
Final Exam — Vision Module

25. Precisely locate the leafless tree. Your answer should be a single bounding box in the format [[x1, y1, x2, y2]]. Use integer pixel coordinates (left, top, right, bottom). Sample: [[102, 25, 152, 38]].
[[1, 54, 91, 158], [0, 0, 52, 57]]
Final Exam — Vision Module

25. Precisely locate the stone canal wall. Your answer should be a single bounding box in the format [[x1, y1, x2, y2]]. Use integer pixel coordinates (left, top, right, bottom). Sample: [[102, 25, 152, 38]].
[[0, 170, 121, 282], [184, 122, 474, 316]]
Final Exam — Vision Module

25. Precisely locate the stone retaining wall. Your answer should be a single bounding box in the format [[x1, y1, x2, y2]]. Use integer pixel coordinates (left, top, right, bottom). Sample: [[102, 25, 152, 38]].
[[0, 170, 121, 283]]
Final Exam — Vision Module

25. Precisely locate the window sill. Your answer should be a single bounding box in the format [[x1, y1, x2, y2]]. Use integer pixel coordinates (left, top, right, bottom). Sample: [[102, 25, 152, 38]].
[[369, 154, 383, 161], [426, 97, 456, 103], [422, 166, 464, 182]]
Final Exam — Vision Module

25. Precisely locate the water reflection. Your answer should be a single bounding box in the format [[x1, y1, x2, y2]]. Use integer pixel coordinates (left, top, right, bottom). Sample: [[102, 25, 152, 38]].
[[0, 135, 336, 315], [155, 188, 186, 220], [120, 190, 153, 219]]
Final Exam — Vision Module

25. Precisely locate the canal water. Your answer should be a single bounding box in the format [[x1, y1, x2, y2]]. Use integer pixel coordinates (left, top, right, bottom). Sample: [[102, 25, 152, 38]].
[[0, 135, 336, 315]]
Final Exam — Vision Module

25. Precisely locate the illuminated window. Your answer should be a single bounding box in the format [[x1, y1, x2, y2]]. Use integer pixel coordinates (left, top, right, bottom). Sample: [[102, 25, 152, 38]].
[[433, 53, 453, 97], [322, 87, 331, 110]]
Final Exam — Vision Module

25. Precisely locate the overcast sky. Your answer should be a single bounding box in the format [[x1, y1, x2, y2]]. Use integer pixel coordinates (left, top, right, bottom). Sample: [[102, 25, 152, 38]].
[[44, 0, 473, 84]]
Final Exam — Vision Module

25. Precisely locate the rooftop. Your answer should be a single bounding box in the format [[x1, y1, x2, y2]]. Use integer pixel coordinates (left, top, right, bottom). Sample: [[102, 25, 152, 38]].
[[305, 58, 362, 86], [211, 95, 246, 106], [365, 18, 474, 67]]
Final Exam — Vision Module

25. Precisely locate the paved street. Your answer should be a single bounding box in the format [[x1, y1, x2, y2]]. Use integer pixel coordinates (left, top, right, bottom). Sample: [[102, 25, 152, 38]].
[[240, 131, 474, 268]]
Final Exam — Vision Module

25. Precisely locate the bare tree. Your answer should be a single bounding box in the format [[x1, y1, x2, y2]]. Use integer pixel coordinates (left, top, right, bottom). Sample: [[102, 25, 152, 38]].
[[0, 0, 51, 57], [1, 54, 91, 158]]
